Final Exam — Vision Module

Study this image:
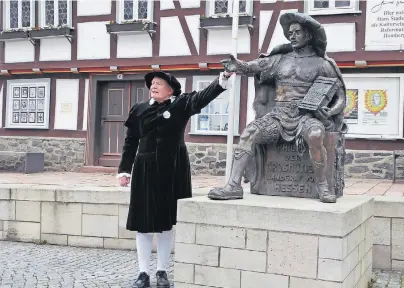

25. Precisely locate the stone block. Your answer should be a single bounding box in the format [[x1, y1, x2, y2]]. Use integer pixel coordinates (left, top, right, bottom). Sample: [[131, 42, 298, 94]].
[[174, 243, 219, 266], [267, 231, 318, 278], [194, 265, 240, 288], [0, 200, 15, 220], [118, 205, 136, 239], [0, 188, 10, 200], [104, 238, 135, 250], [56, 188, 129, 204], [252, 134, 342, 199], [196, 224, 245, 248], [392, 260, 404, 270], [319, 236, 348, 260], [246, 229, 267, 252], [82, 214, 118, 238], [174, 262, 194, 284], [372, 245, 391, 270], [41, 202, 82, 235], [177, 194, 373, 237], [82, 204, 119, 216], [174, 194, 373, 288], [392, 245, 404, 261], [41, 233, 68, 246], [374, 196, 404, 218], [220, 248, 266, 272], [392, 218, 404, 246], [16, 201, 40, 222], [11, 188, 55, 202], [373, 217, 391, 245], [68, 236, 103, 248], [290, 277, 341, 288], [0, 220, 3, 231], [175, 222, 196, 244], [318, 247, 359, 282], [3, 221, 40, 241], [241, 271, 288, 288]]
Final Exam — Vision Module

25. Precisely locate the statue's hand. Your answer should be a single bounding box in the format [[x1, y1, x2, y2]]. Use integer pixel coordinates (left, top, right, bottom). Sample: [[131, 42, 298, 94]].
[[316, 106, 332, 121], [220, 54, 242, 73]]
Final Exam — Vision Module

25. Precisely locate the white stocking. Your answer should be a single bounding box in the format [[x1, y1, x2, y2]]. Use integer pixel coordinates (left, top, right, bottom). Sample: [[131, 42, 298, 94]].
[[136, 232, 153, 275], [156, 229, 174, 272]]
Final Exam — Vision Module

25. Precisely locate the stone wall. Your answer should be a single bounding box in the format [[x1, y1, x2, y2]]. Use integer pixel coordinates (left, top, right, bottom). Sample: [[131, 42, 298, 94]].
[[0, 137, 85, 172], [186, 143, 404, 180]]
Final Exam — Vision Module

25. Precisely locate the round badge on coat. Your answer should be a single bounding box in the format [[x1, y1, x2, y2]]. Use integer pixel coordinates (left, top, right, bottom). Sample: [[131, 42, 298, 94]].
[[163, 111, 171, 119]]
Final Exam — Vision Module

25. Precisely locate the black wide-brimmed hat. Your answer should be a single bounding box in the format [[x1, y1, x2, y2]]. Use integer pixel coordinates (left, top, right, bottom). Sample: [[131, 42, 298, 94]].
[[279, 12, 327, 56], [145, 71, 182, 96]]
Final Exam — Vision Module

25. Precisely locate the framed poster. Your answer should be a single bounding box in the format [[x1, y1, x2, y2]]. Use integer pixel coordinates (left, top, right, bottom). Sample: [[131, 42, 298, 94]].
[[5, 79, 51, 129], [342, 74, 404, 139]]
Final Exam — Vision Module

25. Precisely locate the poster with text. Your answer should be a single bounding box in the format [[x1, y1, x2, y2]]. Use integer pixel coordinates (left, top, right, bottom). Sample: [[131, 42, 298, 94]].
[[344, 89, 359, 123], [365, 0, 404, 51], [342, 76, 401, 138], [362, 89, 389, 125]]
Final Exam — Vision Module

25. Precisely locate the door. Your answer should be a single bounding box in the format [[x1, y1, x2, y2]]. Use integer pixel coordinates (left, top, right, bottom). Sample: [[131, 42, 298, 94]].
[[98, 81, 148, 167]]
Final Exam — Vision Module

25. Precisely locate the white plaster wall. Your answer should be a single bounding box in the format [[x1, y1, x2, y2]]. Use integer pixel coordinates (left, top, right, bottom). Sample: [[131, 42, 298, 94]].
[[185, 15, 200, 54], [177, 78, 187, 94], [259, 11, 273, 52], [207, 27, 250, 55], [159, 17, 191, 56], [179, 0, 200, 8], [77, 22, 110, 60], [267, 9, 298, 53], [160, 0, 175, 10], [40, 38, 71, 61], [5, 41, 35, 63], [83, 79, 89, 131], [117, 33, 152, 58], [323, 23, 356, 52], [54, 79, 80, 130], [0, 84, 3, 128], [77, 0, 111, 16], [246, 77, 255, 126]]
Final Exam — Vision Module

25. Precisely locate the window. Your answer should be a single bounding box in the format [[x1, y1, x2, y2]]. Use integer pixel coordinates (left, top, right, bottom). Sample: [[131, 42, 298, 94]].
[[208, 0, 252, 17], [3, 0, 35, 30], [39, 0, 72, 27], [305, 0, 360, 15], [117, 0, 154, 22], [5, 79, 51, 129], [190, 76, 241, 135]]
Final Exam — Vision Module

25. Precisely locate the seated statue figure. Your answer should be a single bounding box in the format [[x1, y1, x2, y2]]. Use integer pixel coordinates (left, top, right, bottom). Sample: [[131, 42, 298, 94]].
[[208, 12, 348, 203]]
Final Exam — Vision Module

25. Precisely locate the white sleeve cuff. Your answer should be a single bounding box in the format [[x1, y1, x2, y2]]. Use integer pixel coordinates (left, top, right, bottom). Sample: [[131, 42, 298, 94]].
[[116, 173, 131, 179], [218, 72, 229, 89]]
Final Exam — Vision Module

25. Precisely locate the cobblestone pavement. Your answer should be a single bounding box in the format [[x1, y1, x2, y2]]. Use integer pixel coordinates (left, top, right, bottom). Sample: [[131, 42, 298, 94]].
[[371, 270, 404, 288], [1, 171, 404, 197], [0, 241, 401, 288], [0, 241, 174, 288]]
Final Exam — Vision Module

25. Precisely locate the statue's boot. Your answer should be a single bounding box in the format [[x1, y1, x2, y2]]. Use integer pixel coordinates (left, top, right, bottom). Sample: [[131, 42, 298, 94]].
[[310, 149, 337, 203], [208, 150, 251, 200]]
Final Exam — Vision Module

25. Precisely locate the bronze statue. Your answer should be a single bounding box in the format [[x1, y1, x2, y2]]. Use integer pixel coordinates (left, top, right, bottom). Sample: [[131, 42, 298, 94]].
[[208, 12, 348, 203]]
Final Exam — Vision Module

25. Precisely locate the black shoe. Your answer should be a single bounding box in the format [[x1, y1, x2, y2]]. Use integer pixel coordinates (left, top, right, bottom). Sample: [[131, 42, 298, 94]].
[[156, 270, 170, 287], [134, 272, 150, 288]]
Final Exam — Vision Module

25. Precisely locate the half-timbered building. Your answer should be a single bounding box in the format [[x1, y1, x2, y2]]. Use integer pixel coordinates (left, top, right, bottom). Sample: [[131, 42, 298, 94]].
[[0, 0, 403, 179]]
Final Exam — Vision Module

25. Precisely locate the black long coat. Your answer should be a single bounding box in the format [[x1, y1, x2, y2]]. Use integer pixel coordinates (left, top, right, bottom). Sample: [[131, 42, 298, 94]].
[[118, 77, 226, 233]]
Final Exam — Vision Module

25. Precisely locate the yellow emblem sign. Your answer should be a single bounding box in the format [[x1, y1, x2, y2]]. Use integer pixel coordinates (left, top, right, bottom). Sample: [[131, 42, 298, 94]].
[[364, 90, 387, 115], [344, 89, 358, 116]]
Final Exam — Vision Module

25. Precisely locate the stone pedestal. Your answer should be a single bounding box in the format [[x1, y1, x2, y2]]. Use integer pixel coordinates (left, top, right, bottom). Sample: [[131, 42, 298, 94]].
[[251, 132, 344, 199], [174, 194, 373, 288]]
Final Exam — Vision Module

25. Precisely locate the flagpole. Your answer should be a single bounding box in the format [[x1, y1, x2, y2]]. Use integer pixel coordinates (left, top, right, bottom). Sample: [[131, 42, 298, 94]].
[[225, 0, 240, 182]]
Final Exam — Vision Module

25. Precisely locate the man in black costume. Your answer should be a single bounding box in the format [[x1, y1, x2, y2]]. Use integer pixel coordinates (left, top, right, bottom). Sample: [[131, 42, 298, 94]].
[[208, 12, 347, 203], [117, 70, 231, 287]]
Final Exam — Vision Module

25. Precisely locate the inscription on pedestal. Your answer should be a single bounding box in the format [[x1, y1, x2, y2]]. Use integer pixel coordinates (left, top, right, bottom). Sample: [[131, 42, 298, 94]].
[[254, 143, 320, 198]]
